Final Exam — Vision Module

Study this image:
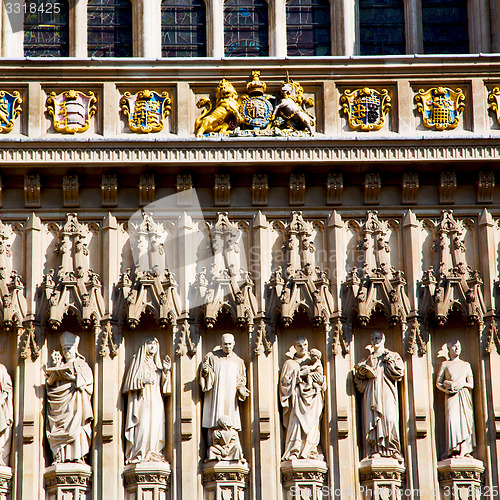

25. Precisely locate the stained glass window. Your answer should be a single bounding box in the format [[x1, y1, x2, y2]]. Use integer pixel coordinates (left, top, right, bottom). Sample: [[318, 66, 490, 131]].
[[24, 0, 69, 57], [286, 0, 331, 56], [359, 0, 405, 55], [162, 0, 207, 57], [422, 0, 469, 54], [88, 0, 133, 57], [224, 0, 269, 57]]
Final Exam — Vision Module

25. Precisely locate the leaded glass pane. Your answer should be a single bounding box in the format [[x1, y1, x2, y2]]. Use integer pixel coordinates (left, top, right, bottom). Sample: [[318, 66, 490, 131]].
[[286, 0, 331, 56], [422, 0, 469, 54], [162, 0, 207, 57], [88, 0, 133, 57], [359, 0, 405, 55], [24, 0, 69, 57], [224, 0, 269, 57]]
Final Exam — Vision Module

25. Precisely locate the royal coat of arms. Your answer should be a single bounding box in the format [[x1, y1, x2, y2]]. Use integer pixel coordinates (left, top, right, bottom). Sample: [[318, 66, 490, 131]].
[[120, 90, 172, 133], [415, 87, 465, 130], [340, 87, 391, 131], [46, 90, 97, 134], [238, 71, 274, 130], [0, 91, 22, 133]]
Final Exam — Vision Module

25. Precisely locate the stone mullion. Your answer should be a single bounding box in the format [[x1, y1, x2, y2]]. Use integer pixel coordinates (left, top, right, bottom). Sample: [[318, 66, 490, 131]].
[[403, 209, 438, 499], [71, 0, 88, 57], [207, 0, 224, 58], [1, 3, 22, 57], [478, 209, 500, 495], [252, 212, 280, 500], [136, 0, 162, 58], [327, 211, 358, 500], [271, 0, 286, 58]]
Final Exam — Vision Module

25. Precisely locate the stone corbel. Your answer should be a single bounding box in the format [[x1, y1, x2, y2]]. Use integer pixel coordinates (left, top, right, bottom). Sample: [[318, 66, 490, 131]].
[[176, 173, 193, 206], [289, 173, 306, 206], [101, 173, 118, 207], [364, 172, 381, 205], [326, 172, 343, 205], [402, 171, 419, 204], [139, 173, 155, 206], [477, 170, 495, 204], [252, 173, 268, 206], [214, 173, 231, 206], [439, 170, 457, 204], [24, 174, 40, 208], [62, 174, 79, 207]]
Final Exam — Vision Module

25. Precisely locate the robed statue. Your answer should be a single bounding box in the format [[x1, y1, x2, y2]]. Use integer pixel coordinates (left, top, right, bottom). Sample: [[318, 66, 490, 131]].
[[123, 337, 171, 463], [279, 337, 326, 461], [354, 331, 404, 462], [45, 332, 94, 464], [199, 333, 249, 460], [436, 339, 476, 458]]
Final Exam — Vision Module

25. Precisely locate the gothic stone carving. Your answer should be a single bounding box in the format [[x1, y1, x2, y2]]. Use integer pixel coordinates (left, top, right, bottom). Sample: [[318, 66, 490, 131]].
[[344, 211, 409, 326], [437, 457, 484, 500], [101, 173, 118, 207], [40, 213, 105, 329], [62, 174, 79, 207], [402, 171, 419, 204], [415, 87, 465, 130], [420, 211, 484, 325], [46, 90, 97, 134], [364, 172, 381, 205], [139, 173, 155, 206], [118, 212, 181, 328], [439, 170, 457, 204], [214, 174, 231, 206], [251, 174, 268, 206], [327, 172, 343, 205], [123, 462, 171, 500], [289, 173, 306, 206], [24, 174, 40, 208], [44, 463, 92, 500], [477, 170, 495, 203], [268, 212, 334, 328]]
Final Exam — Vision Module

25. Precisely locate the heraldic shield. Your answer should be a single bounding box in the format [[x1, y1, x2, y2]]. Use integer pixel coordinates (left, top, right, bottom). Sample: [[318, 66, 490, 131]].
[[46, 90, 97, 134], [120, 90, 172, 133], [340, 87, 391, 131], [0, 91, 22, 134], [415, 87, 465, 130]]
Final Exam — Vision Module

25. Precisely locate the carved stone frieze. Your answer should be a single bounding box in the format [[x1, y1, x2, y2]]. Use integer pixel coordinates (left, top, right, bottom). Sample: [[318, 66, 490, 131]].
[[439, 170, 457, 204], [192, 213, 257, 329], [477, 170, 495, 203], [202, 462, 249, 500], [420, 211, 484, 325], [214, 174, 231, 206], [289, 173, 306, 206], [62, 174, 79, 207], [326, 172, 343, 205], [402, 171, 419, 204], [268, 212, 334, 328], [344, 211, 409, 326], [101, 173, 118, 207], [118, 212, 181, 328], [139, 173, 155, 206], [252, 173, 268, 206], [39, 213, 105, 329], [364, 172, 381, 205], [358, 459, 405, 500], [44, 463, 92, 500], [280, 460, 327, 500], [437, 458, 484, 500], [24, 174, 40, 208], [176, 173, 193, 206]]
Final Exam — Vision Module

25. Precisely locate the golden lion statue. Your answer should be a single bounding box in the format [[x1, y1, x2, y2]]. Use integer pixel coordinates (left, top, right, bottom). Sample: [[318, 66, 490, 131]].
[[195, 79, 243, 137]]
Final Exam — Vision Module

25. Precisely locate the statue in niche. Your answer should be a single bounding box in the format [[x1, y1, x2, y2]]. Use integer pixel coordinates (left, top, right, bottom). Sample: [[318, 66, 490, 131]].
[[199, 333, 249, 460], [45, 332, 94, 464], [436, 339, 476, 459], [207, 415, 245, 463], [0, 364, 12, 466], [354, 331, 404, 462], [123, 337, 171, 464], [279, 337, 326, 461]]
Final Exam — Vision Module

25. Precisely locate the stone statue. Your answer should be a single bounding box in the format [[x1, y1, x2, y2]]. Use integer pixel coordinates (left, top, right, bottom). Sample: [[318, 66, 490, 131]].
[[436, 339, 475, 458], [354, 331, 404, 462], [279, 337, 326, 461], [199, 333, 249, 456], [45, 332, 94, 464], [123, 337, 172, 464], [0, 364, 12, 466], [207, 415, 245, 463]]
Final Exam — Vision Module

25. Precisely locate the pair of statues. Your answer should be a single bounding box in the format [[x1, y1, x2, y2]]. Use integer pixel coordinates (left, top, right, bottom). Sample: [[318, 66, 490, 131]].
[[42, 330, 476, 466]]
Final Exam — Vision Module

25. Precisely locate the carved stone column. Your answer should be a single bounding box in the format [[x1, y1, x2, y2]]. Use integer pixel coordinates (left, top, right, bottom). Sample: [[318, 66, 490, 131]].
[[123, 462, 171, 500], [437, 457, 484, 499], [280, 459, 328, 500], [0, 466, 12, 500], [202, 462, 249, 500], [358, 458, 405, 500], [44, 463, 92, 500]]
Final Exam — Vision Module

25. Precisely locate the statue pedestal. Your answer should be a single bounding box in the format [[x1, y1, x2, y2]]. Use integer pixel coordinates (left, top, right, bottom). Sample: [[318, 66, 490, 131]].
[[123, 462, 171, 500], [280, 459, 328, 499], [437, 457, 484, 499], [0, 466, 12, 500], [44, 463, 92, 500], [202, 461, 249, 500], [358, 458, 405, 500]]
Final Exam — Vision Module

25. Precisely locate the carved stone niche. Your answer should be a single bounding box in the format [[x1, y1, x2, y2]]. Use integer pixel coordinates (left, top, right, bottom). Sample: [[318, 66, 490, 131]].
[[203, 461, 249, 500], [44, 462, 92, 500], [39, 213, 105, 331], [420, 211, 484, 326], [267, 212, 334, 331], [118, 212, 181, 329], [344, 211, 409, 327], [281, 459, 327, 500], [192, 213, 257, 330], [437, 457, 484, 500], [123, 462, 171, 500], [358, 458, 405, 500]]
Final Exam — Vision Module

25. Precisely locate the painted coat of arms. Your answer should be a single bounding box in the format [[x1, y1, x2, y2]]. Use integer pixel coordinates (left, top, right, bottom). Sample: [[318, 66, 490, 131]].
[[340, 87, 391, 131], [488, 87, 500, 125], [120, 90, 172, 133], [0, 91, 22, 133], [46, 90, 97, 134], [415, 87, 465, 130]]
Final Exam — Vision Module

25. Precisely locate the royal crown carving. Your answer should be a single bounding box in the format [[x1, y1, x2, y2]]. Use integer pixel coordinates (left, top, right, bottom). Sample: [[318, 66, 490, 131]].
[[268, 212, 334, 328], [39, 213, 105, 329], [420, 211, 484, 325], [117, 212, 181, 329], [344, 211, 409, 327]]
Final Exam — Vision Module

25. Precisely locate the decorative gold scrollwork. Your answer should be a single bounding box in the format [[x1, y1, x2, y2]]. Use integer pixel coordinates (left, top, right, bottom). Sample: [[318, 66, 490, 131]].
[[46, 89, 97, 134]]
